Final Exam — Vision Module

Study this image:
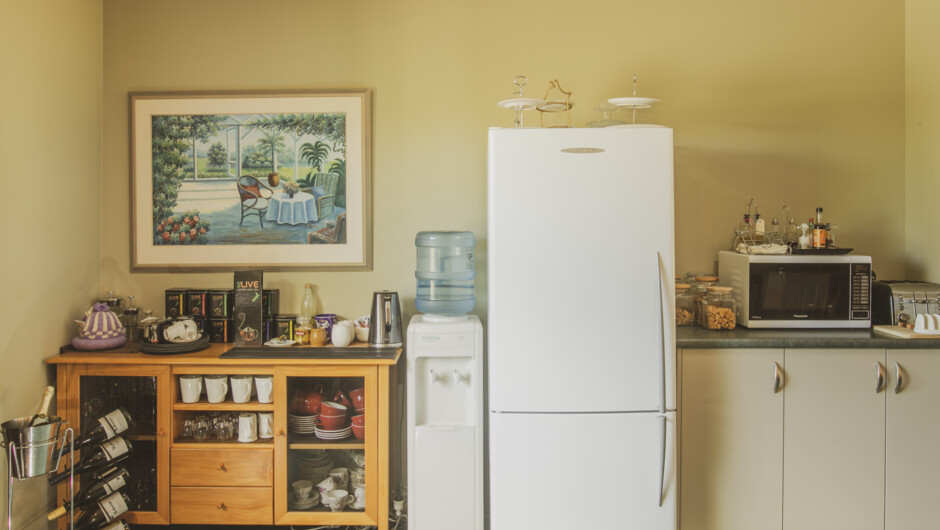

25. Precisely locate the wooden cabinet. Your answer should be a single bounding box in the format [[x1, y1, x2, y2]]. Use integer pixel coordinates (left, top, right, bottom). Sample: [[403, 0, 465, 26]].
[[782, 349, 885, 530], [679, 348, 783, 530], [885, 349, 940, 529], [48, 343, 399, 528]]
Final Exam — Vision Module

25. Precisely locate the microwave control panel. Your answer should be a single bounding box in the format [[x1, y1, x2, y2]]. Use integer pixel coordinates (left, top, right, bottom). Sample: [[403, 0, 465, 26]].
[[851, 262, 872, 320]]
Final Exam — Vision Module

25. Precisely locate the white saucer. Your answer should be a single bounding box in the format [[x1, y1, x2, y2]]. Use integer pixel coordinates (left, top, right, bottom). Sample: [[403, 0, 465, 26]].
[[607, 97, 660, 108]]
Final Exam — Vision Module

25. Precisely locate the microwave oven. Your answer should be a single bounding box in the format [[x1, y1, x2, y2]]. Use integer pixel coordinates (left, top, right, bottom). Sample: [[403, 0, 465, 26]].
[[718, 251, 872, 328]]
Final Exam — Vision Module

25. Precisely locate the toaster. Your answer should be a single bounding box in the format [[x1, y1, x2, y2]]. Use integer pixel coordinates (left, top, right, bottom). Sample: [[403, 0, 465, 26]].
[[871, 280, 940, 325]]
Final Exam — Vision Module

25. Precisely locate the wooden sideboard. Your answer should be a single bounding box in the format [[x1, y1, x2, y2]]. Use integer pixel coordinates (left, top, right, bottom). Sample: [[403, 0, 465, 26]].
[[47, 342, 401, 528]]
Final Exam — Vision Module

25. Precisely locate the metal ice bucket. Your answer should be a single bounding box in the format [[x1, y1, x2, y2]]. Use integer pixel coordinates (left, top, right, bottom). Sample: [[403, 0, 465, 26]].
[[1, 416, 63, 479]]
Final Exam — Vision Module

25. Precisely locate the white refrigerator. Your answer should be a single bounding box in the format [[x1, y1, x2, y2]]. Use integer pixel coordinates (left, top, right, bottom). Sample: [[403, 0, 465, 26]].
[[487, 125, 677, 529]]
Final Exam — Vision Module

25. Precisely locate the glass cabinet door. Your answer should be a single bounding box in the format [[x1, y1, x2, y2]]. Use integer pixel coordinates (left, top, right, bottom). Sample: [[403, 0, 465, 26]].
[[67, 365, 171, 525], [275, 366, 379, 527]]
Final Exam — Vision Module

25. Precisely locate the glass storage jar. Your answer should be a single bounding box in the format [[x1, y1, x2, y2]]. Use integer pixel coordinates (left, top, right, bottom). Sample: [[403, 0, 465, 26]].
[[702, 286, 736, 330], [693, 276, 719, 326], [675, 284, 695, 326]]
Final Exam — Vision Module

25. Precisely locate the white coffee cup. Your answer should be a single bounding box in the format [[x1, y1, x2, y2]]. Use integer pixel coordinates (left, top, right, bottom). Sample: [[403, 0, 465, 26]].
[[292, 479, 313, 500], [179, 375, 203, 403], [237, 413, 257, 442], [324, 489, 354, 512], [330, 467, 349, 488], [231, 375, 253, 403], [317, 476, 335, 494], [258, 412, 274, 439], [254, 375, 273, 403], [205, 375, 229, 403]]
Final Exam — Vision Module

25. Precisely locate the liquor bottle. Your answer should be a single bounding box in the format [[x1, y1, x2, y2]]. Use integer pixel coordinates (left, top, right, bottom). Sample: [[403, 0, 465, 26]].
[[26, 386, 55, 427], [49, 437, 133, 485], [812, 207, 828, 248], [46, 466, 129, 520], [75, 407, 133, 450], [72, 491, 131, 530]]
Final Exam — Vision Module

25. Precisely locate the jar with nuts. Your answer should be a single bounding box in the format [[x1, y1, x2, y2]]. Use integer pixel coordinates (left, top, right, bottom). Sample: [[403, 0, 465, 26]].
[[702, 285, 736, 330], [693, 276, 719, 326], [675, 284, 696, 326]]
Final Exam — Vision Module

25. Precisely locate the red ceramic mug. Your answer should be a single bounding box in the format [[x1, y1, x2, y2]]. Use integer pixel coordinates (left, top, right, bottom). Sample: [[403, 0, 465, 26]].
[[351, 414, 364, 427], [320, 401, 347, 417], [351, 424, 365, 440], [317, 413, 347, 431], [348, 388, 365, 411]]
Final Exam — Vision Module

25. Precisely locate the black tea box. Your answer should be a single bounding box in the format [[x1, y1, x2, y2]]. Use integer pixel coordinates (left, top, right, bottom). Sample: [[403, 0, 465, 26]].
[[208, 318, 233, 343], [208, 289, 234, 318], [165, 288, 188, 318], [186, 290, 208, 317], [234, 270, 264, 347], [271, 314, 296, 342], [262, 289, 280, 319]]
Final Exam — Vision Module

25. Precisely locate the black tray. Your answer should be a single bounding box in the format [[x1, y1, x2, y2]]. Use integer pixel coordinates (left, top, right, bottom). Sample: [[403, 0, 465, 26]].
[[139, 334, 210, 355], [790, 247, 853, 255]]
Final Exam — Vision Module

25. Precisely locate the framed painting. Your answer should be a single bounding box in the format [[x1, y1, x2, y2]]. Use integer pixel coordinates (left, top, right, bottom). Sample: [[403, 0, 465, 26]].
[[129, 89, 372, 270]]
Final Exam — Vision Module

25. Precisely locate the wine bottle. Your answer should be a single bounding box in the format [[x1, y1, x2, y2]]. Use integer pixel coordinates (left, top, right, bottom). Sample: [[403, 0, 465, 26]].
[[98, 520, 130, 530], [46, 466, 129, 521], [72, 491, 130, 530], [27, 386, 55, 427], [75, 407, 133, 449], [49, 437, 133, 485], [812, 207, 827, 248]]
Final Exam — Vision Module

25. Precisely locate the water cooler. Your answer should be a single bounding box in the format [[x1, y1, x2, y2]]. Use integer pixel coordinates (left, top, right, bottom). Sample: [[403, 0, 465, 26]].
[[406, 231, 483, 530]]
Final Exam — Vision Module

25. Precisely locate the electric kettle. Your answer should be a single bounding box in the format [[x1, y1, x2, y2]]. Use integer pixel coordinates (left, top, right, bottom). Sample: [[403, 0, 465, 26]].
[[368, 291, 403, 347]]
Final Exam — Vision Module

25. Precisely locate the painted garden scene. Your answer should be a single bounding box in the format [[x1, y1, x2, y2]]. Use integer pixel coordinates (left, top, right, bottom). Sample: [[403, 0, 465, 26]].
[[151, 112, 347, 246]]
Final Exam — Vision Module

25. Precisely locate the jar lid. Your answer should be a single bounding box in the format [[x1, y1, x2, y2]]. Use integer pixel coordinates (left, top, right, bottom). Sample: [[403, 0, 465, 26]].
[[675, 283, 691, 290], [695, 276, 719, 282], [706, 286, 733, 293]]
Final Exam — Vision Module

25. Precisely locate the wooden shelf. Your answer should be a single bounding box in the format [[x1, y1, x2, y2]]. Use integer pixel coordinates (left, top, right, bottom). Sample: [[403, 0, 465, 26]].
[[172, 439, 274, 448], [174, 400, 275, 412]]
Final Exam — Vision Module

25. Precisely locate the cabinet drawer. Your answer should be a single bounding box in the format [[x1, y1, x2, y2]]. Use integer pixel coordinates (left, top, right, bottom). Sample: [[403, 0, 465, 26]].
[[171, 447, 273, 486], [171, 486, 272, 524]]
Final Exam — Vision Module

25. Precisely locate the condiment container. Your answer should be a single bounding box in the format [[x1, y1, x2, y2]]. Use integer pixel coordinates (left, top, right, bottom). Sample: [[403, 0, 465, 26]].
[[702, 286, 736, 330], [693, 276, 719, 326], [675, 284, 695, 326]]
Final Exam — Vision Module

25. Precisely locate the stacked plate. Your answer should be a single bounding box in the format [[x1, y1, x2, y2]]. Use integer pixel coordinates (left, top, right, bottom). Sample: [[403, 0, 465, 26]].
[[315, 425, 352, 440], [292, 450, 334, 485], [288, 490, 320, 511], [139, 333, 210, 355], [288, 413, 319, 434]]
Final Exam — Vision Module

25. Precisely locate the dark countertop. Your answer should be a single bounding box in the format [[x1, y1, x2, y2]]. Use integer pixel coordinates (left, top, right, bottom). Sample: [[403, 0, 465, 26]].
[[677, 325, 940, 349]]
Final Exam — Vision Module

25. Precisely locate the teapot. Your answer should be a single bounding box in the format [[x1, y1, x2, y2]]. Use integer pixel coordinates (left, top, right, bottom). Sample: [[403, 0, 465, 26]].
[[290, 384, 325, 415]]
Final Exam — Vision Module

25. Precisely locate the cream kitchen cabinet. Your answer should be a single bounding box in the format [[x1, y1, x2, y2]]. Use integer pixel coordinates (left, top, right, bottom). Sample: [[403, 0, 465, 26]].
[[782, 348, 885, 530], [679, 348, 783, 530], [885, 349, 940, 529]]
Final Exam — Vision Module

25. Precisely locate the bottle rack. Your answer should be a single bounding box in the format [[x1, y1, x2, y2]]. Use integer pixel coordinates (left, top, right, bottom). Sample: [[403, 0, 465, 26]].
[[2, 422, 75, 530]]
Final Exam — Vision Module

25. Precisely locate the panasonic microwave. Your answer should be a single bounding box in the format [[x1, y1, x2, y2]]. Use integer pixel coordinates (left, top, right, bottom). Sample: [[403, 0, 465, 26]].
[[717, 250, 872, 329]]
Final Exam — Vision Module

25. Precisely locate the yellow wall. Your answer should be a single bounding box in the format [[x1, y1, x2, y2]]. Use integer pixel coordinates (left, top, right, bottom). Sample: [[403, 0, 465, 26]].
[[0, 0, 102, 525], [906, 0, 940, 281], [101, 0, 906, 324]]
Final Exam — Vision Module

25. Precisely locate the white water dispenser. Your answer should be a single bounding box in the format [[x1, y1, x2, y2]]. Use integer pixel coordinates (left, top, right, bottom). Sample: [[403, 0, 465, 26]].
[[406, 313, 483, 530]]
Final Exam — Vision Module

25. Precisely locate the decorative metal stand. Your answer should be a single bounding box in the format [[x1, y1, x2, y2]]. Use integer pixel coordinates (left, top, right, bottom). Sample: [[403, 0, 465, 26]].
[[2, 418, 74, 530]]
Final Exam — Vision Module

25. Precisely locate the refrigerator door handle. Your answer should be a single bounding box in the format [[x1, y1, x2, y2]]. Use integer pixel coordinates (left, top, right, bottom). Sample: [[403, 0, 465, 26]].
[[657, 413, 666, 507], [657, 252, 667, 414]]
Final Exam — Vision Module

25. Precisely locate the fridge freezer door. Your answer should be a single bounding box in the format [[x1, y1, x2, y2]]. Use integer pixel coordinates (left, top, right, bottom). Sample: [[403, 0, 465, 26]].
[[489, 410, 677, 530], [487, 127, 676, 413]]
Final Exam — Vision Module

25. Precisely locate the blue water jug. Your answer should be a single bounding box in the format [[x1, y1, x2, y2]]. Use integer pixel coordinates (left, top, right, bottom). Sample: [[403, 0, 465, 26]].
[[415, 231, 476, 315]]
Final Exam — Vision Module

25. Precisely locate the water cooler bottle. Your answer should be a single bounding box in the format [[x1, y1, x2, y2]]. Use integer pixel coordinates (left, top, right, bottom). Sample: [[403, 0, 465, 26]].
[[406, 231, 483, 530]]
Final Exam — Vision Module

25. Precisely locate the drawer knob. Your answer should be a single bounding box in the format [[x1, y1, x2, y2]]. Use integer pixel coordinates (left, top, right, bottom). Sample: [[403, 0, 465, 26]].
[[218, 463, 228, 472], [276, 429, 286, 437], [217, 503, 227, 511]]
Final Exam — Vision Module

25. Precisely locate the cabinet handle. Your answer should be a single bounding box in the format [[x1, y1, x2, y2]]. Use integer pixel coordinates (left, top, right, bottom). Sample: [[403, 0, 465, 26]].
[[773, 362, 784, 394], [217, 463, 228, 472], [158, 428, 166, 437], [895, 362, 904, 394], [876, 361, 886, 393], [276, 429, 286, 437], [217, 503, 227, 511]]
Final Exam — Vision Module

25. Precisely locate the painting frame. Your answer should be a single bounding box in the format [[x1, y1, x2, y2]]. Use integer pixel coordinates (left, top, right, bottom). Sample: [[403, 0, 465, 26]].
[[129, 89, 372, 271]]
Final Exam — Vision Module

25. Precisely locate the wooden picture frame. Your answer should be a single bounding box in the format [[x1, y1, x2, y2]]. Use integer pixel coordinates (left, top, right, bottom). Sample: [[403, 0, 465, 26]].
[[129, 89, 372, 270]]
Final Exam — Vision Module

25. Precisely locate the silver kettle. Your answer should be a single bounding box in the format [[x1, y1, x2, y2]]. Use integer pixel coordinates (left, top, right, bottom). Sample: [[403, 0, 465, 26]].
[[368, 291, 403, 347]]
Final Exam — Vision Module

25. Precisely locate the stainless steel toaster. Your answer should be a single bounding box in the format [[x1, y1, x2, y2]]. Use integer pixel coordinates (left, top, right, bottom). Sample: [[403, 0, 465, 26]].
[[872, 280, 940, 325]]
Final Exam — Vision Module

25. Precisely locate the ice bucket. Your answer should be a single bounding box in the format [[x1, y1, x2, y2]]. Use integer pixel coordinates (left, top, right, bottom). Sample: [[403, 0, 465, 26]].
[[1, 416, 63, 479]]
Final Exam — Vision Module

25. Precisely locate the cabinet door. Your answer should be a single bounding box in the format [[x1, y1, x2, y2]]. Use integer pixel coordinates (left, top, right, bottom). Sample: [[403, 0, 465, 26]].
[[679, 348, 784, 530], [274, 365, 383, 528], [783, 349, 885, 530], [885, 349, 940, 529], [64, 364, 172, 525]]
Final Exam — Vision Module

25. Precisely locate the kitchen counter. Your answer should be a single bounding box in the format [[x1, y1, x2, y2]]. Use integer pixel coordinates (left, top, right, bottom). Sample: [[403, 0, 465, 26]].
[[677, 325, 940, 349]]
